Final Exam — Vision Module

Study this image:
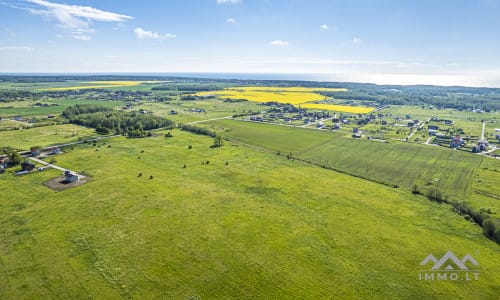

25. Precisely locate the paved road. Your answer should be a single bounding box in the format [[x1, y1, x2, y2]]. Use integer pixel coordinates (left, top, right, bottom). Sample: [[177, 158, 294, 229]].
[[28, 157, 69, 172], [186, 116, 233, 125]]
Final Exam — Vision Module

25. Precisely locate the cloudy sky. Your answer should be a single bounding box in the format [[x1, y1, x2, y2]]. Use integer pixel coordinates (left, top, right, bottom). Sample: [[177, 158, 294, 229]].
[[1, 0, 500, 86]]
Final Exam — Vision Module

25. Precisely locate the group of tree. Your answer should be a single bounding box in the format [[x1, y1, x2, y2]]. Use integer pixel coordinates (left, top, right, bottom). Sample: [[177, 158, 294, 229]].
[[63, 104, 174, 138], [180, 124, 216, 137]]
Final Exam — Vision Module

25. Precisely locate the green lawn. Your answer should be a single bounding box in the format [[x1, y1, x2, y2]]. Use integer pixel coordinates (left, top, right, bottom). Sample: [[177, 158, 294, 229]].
[[0, 124, 97, 150], [0, 130, 498, 299]]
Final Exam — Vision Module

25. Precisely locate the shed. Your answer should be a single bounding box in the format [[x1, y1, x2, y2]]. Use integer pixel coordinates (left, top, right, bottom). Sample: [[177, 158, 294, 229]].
[[21, 161, 35, 172], [64, 170, 80, 183]]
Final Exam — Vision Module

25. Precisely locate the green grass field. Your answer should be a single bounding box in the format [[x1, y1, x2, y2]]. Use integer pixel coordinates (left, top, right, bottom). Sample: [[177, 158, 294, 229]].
[[0, 124, 97, 150], [205, 120, 486, 199], [0, 130, 499, 299], [0, 99, 126, 118]]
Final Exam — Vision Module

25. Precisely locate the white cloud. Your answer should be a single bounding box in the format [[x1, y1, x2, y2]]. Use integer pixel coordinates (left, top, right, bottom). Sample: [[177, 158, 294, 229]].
[[270, 40, 289, 46], [352, 37, 362, 44], [226, 18, 236, 23], [217, 0, 242, 4], [320, 24, 329, 30], [16, 0, 133, 40], [73, 34, 91, 41], [134, 28, 176, 40], [0, 46, 34, 52]]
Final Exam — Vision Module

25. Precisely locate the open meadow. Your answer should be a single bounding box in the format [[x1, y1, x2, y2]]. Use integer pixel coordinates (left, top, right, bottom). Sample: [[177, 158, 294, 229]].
[[0, 130, 499, 299], [0, 124, 97, 150], [204, 119, 492, 200]]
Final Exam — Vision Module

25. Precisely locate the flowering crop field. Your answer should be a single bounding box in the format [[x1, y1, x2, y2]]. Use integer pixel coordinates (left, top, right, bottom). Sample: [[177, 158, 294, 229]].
[[197, 86, 375, 113], [40, 81, 154, 91]]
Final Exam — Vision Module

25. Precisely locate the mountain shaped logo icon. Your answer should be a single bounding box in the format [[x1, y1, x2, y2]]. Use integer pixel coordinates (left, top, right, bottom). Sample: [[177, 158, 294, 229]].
[[420, 251, 478, 270]]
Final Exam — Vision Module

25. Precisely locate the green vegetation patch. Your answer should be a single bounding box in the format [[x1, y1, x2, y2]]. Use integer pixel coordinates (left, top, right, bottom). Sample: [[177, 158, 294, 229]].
[[0, 131, 498, 299]]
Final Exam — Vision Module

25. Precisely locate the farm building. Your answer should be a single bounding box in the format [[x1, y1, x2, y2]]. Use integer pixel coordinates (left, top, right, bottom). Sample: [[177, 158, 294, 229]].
[[0, 167, 4, 174], [21, 161, 36, 172], [64, 170, 80, 183]]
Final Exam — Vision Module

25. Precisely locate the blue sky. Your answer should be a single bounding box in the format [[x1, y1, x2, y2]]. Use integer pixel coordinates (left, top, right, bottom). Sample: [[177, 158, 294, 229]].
[[1, 0, 500, 86]]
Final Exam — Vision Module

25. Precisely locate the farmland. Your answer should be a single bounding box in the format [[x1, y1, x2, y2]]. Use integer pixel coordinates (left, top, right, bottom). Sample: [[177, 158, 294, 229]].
[[39, 81, 156, 91], [1, 77, 499, 299], [196, 86, 375, 113], [0, 124, 96, 150], [204, 119, 485, 199], [1, 131, 499, 299]]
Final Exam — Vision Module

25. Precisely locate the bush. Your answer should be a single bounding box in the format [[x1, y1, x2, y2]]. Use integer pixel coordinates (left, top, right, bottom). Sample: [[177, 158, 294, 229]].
[[181, 124, 216, 137], [426, 188, 444, 203], [412, 184, 421, 194], [483, 218, 496, 239]]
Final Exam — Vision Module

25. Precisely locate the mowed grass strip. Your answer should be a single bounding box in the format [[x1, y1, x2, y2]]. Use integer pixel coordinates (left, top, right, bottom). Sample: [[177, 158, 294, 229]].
[[206, 120, 484, 198], [0, 130, 498, 299]]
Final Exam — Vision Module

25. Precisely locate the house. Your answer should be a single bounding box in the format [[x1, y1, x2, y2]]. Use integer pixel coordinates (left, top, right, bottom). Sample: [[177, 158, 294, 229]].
[[14, 116, 23, 121], [51, 147, 62, 155], [0, 156, 10, 168], [21, 161, 35, 172], [353, 128, 359, 133], [428, 125, 439, 131], [169, 110, 178, 115], [449, 135, 463, 148], [381, 120, 388, 126], [64, 170, 80, 183], [444, 120, 454, 125], [47, 114, 56, 119], [428, 129, 439, 136]]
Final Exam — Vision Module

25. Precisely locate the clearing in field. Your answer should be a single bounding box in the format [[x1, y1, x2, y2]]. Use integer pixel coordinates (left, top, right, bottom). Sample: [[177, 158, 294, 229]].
[[196, 86, 375, 113]]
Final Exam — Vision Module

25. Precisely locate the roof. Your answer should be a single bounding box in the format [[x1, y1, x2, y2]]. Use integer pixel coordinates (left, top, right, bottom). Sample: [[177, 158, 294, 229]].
[[22, 161, 35, 166]]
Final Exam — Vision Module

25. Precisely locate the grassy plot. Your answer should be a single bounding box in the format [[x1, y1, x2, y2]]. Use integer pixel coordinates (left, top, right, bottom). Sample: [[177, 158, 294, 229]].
[[0, 99, 126, 118], [0, 131, 498, 299], [136, 99, 262, 124], [205, 120, 484, 198], [0, 124, 97, 150]]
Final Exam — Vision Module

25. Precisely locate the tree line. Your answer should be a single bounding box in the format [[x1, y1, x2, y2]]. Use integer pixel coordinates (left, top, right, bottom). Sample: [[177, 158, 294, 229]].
[[63, 105, 174, 138]]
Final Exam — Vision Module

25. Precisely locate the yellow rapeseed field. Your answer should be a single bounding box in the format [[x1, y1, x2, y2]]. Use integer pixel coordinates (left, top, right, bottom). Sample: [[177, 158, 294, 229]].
[[41, 81, 153, 91], [197, 86, 375, 113]]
